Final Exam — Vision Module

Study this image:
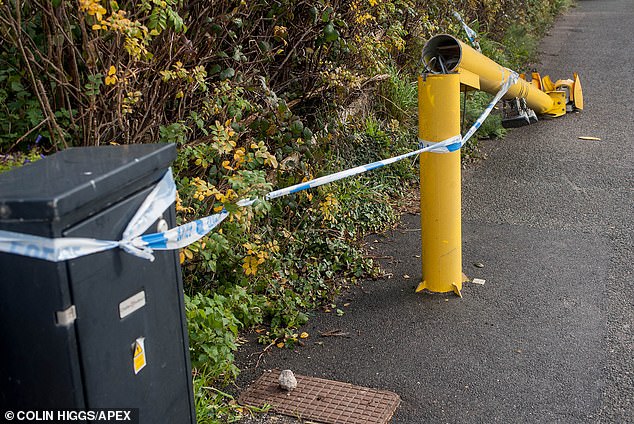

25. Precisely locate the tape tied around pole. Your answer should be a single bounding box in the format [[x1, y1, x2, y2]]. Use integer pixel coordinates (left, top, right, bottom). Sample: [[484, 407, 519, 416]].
[[453, 11, 481, 52], [418, 70, 516, 150], [0, 73, 516, 262]]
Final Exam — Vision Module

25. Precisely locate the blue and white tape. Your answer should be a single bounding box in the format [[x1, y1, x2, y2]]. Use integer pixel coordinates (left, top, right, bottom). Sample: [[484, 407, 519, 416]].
[[419, 70, 517, 150], [0, 72, 516, 263], [453, 11, 481, 52], [0, 171, 178, 262]]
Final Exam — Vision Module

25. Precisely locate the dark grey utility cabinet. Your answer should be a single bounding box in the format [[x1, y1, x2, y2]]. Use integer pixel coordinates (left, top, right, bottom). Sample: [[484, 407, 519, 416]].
[[0, 144, 195, 423]]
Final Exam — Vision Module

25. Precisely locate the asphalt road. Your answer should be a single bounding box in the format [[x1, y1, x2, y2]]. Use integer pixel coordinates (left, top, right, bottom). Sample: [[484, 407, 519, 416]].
[[235, 1, 634, 422]]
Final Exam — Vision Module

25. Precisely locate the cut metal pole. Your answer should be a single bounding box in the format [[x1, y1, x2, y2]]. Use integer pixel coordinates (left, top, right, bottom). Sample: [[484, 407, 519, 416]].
[[415, 34, 582, 297], [417, 73, 464, 296], [421, 34, 567, 116]]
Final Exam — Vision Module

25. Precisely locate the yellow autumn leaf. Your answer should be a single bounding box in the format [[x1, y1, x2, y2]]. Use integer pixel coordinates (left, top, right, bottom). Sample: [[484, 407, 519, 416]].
[[300, 332, 309, 339], [108, 65, 117, 76], [276, 342, 285, 348], [266, 155, 278, 169], [274, 25, 288, 39], [105, 75, 118, 85], [179, 251, 185, 264]]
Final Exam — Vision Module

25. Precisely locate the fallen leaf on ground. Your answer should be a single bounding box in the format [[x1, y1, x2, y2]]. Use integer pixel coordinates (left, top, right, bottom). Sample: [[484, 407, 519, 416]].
[[319, 329, 350, 337]]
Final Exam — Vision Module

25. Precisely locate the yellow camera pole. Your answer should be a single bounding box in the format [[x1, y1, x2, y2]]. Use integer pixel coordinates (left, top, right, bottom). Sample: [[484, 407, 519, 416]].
[[421, 35, 583, 116], [415, 34, 582, 297], [416, 73, 465, 297], [415, 33, 583, 297]]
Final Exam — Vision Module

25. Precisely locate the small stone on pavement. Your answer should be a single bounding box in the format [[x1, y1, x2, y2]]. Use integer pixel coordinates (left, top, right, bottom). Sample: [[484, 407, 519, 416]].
[[278, 369, 297, 391]]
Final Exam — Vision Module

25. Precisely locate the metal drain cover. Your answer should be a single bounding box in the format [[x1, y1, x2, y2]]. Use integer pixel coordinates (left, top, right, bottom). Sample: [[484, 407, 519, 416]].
[[239, 370, 400, 424]]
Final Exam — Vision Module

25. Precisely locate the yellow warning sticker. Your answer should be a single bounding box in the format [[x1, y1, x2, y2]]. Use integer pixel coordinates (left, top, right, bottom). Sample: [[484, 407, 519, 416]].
[[133, 337, 146, 375]]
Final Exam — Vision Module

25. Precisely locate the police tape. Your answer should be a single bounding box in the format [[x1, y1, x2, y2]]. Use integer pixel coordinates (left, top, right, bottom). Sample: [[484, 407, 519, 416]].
[[0, 171, 178, 263], [453, 11, 481, 52], [0, 72, 516, 262], [420, 70, 517, 150]]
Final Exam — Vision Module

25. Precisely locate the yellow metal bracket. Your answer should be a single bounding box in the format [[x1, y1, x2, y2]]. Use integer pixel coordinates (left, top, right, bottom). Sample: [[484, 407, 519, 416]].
[[416, 273, 469, 297], [544, 91, 567, 117], [458, 67, 480, 90], [531, 72, 543, 90], [542, 75, 556, 92], [573, 73, 584, 110]]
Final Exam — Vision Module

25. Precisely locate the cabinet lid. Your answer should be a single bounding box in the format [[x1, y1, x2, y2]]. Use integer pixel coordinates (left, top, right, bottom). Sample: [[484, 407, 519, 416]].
[[0, 144, 176, 223]]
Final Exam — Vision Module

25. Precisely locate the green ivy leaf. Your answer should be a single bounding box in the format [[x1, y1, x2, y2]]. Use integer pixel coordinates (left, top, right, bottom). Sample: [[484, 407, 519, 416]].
[[219, 68, 235, 80]]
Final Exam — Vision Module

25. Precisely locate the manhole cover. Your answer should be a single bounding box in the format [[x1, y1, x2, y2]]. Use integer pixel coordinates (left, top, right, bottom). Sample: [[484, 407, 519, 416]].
[[238, 370, 400, 424]]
